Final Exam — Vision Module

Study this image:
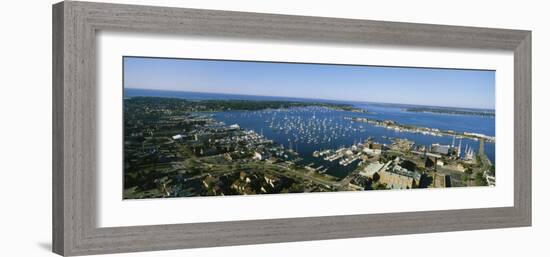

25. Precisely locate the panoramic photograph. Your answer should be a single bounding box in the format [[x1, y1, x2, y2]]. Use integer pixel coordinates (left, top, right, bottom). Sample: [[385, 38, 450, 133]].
[[122, 56, 496, 199]]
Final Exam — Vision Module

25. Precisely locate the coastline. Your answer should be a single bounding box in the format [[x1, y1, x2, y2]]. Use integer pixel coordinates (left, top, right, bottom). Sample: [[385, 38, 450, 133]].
[[345, 116, 495, 143]]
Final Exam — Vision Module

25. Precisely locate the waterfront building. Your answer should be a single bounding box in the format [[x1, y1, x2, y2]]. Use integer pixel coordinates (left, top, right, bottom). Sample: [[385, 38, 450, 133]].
[[431, 143, 451, 155], [433, 173, 449, 188], [379, 158, 421, 189], [363, 142, 382, 155], [360, 162, 386, 178]]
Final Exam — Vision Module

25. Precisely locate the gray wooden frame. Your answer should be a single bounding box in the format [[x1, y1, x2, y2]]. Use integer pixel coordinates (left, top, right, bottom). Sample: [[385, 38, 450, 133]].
[[52, 1, 531, 256]]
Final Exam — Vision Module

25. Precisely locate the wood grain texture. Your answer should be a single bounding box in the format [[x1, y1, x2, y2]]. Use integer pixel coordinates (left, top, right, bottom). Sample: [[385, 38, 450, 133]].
[[52, 1, 532, 256], [52, 2, 65, 255], [514, 32, 532, 224]]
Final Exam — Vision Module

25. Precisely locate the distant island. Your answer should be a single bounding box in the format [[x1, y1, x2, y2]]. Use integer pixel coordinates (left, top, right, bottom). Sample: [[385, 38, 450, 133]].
[[405, 107, 495, 117]]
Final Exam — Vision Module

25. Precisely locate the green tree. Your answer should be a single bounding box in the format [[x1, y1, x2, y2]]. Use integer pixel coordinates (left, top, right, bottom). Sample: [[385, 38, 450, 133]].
[[461, 173, 470, 183], [373, 182, 388, 190]]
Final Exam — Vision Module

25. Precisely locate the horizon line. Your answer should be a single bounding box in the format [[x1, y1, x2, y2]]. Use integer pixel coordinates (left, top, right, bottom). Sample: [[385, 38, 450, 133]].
[[124, 87, 496, 111]]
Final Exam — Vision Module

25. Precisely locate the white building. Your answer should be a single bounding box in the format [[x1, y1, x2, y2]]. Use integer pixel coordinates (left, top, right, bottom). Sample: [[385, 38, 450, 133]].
[[253, 151, 264, 160], [360, 162, 385, 178], [431, 143, 450, 155], [362, 148, 381, 155]]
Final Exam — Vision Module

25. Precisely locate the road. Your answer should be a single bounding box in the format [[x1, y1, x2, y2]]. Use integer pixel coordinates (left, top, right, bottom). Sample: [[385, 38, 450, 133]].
[[175, 153, 349, 189]]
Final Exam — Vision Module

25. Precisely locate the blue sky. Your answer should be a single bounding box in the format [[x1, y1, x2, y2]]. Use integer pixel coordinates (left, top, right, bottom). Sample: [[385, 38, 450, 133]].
[[124, 57, 495, 109]]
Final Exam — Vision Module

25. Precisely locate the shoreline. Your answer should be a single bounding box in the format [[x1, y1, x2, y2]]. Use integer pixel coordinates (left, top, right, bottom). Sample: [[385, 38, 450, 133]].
[[404, 107, 495, 117], [345, 116, 495, 143]]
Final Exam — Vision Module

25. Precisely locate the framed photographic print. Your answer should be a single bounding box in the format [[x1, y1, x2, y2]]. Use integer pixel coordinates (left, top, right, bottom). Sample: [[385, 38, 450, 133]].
[[52, 1, 531, 256]]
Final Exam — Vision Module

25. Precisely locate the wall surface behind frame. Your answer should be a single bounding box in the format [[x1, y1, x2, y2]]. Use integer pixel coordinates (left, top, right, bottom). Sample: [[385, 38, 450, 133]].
[[0, 0, 547, 256]]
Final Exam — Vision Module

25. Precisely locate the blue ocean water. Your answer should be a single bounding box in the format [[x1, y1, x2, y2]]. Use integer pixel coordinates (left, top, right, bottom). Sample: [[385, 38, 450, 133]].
[[358, 104, 495, 137], [125, 88, 495, 177]]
